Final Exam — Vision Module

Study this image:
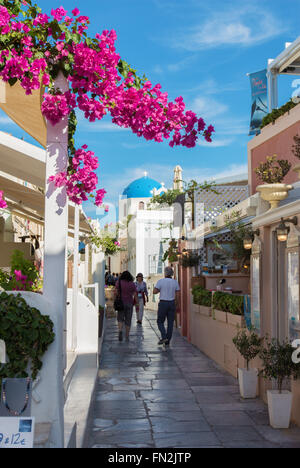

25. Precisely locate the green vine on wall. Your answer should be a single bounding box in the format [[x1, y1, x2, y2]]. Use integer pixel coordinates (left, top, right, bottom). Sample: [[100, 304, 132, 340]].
[[0, 292, 55, 382]]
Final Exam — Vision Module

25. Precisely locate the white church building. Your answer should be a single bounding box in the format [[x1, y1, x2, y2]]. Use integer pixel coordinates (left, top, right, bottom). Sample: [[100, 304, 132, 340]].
[[117, 172, 176, 279]]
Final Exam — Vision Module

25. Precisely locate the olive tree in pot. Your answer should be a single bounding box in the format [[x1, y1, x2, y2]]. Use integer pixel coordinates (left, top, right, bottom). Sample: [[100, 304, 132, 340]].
[[233, 327, 263, 398], [259, 338, 300, 428], [255, 155, 292, 210]]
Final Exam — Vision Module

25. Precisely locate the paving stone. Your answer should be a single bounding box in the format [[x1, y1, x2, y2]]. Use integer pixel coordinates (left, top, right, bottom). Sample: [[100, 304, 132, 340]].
[[195, 392, 237, 405], [140, 389, 195, 403], [148, 411, 204, 422], [213, 426, 264, 443], [153, 431, 220, 448], [96, 391, 137, 401], [150, 416, 211, 433], [93, 418, 151, 433], [202, 410, 255, 426], [151, 379, 190, 390], [90, 430, 154, 448]]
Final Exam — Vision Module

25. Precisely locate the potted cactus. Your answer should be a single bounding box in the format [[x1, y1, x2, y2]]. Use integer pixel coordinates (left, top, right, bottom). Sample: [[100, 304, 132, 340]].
[[233, 327, 263, 399], [255, 155, 292, 209], [259, 337, 300, 428]]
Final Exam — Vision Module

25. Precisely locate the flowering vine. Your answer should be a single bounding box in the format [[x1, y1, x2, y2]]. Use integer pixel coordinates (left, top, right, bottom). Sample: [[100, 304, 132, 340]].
[[0, 190, 7, 209], [0, 0, 215, 207]]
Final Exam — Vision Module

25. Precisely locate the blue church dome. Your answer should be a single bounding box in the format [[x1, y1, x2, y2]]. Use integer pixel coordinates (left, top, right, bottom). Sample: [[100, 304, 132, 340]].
[[122, 175, 162, 199]]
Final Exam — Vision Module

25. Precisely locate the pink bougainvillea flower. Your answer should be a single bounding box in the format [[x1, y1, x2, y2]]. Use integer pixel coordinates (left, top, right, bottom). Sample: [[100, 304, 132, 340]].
[[0, 190, 7, 209], [72, 8, 80, 16]]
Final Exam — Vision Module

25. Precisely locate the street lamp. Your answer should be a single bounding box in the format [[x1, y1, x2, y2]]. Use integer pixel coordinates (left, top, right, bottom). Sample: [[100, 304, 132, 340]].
[[276, 216, 298, 243], [243, 229, 260, 250]]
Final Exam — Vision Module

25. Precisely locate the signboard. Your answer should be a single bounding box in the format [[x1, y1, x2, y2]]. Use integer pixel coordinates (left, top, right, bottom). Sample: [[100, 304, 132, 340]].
[[0, 417, 35, 448], [288, 251, 300, 341], [251, 256, 261, 333], [249, 69, 268, 136]]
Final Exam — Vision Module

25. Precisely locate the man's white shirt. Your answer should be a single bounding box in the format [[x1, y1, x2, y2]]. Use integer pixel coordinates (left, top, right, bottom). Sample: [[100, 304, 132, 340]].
[[155, 278, 180, 301]]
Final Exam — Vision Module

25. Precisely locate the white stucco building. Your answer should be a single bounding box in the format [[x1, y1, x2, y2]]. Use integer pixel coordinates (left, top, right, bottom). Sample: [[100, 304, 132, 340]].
[[117, 172, 176, 278]]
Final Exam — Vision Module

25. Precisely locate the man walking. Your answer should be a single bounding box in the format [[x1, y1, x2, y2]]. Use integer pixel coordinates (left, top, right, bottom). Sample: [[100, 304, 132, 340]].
[[153, 266, 180, 347]]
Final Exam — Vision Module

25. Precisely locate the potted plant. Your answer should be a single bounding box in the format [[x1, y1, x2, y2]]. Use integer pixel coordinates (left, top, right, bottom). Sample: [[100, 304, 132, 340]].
[[291, 133, 300, 179], [233, 328, 263, 398], [255, 155, 292, 209], [259, 337, 300, 428], [192, 285, 212, 317], [0, 292, 55, 417], [212, 291, 244, 325]]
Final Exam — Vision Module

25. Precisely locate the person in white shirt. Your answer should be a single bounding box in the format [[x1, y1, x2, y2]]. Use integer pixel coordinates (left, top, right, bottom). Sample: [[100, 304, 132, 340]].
[[153, 266, 180, 346]]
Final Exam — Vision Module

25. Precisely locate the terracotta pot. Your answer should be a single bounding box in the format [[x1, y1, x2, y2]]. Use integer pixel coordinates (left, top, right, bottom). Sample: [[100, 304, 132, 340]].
[[256, 183, 293, 210]]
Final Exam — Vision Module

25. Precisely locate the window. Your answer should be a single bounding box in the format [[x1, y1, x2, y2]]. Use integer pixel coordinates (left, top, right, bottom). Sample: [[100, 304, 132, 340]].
[[139, 201, 145, 210]]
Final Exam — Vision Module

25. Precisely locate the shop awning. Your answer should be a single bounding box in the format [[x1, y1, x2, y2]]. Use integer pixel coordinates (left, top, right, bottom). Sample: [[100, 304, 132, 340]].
[[0, 80, 46, 148], [1, 175, 92, 234]]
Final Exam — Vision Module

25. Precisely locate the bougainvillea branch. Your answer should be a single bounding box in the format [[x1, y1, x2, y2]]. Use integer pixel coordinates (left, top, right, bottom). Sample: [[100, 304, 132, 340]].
[[0, 0, 215, 207], [0, 190, 7, 209]]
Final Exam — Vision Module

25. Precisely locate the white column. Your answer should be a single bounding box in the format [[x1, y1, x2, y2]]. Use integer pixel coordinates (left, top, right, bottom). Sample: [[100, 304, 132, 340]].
[[72, 205, 79, 351], [43, 72, 69, 448], [267, 70, 278, 111]]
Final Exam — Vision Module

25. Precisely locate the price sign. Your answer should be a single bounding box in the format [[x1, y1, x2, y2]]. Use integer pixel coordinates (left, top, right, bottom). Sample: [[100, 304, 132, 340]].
[[0, 417, 35, 448]]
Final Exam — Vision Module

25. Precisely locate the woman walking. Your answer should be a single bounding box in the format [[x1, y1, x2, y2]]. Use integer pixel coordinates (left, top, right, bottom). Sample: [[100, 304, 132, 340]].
[[115, 271, 138, 342], [135, 273, 149, 325]]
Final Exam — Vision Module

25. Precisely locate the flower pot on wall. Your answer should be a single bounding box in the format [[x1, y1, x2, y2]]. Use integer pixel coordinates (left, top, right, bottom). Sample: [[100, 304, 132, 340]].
[[267, 390, 293, 428], [256, 184, 293, 210], [238, 368, 258, 399]]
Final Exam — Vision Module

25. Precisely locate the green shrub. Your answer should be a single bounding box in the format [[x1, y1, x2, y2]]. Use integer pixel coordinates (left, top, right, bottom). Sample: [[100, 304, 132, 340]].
[[261, 99, 298, 129], [259, 337, 300, 393], [0, 292, 55, 382], [233, 328, 263, 370], [0, 250, 40, 292], [212, 291, 244, 316], [192, 285, 212, 307]]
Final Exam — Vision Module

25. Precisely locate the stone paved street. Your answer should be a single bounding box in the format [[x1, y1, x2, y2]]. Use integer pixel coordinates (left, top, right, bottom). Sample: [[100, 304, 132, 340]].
[[84, 310, 300, 448]]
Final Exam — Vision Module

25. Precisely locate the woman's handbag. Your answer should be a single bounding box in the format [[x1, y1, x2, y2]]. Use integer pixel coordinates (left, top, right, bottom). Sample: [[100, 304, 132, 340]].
[[114, 280, 124, 311]]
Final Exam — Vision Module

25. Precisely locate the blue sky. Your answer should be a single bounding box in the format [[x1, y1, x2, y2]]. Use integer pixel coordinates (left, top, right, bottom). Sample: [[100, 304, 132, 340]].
[[1, 0, 300, 224]]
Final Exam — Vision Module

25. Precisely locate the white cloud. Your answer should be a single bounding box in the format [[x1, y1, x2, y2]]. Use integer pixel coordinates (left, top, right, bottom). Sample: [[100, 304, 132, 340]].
[[198, 138, 234, 148], [190, 96, 228, 120], [83, 121, 129, 133], [172, 5, 285, 51]]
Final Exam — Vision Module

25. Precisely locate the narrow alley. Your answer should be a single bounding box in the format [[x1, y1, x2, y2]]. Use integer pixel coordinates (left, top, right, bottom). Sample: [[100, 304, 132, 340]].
[[84, 311, 300, 449]]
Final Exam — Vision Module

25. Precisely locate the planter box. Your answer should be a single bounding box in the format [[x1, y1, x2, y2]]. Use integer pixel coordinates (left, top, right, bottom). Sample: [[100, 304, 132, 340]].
[[267, 390, 292, 428], [213, 309, 227, 323], [192, 303, 200, 314], [199, 305, 212, 317], [238, 368, 258, 399], [227, 313, 245, 328]]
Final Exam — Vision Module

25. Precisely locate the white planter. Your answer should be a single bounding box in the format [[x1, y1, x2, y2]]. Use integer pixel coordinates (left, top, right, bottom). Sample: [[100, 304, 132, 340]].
[[267, 390, 293, 429], [238, 368, 258, 399], [256, 183, 293, 210]]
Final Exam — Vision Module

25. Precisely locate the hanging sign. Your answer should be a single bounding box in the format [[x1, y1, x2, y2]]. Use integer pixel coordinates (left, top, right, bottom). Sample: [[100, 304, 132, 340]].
[[249, 69, 268, 136], [0, 417, 35, 448]]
